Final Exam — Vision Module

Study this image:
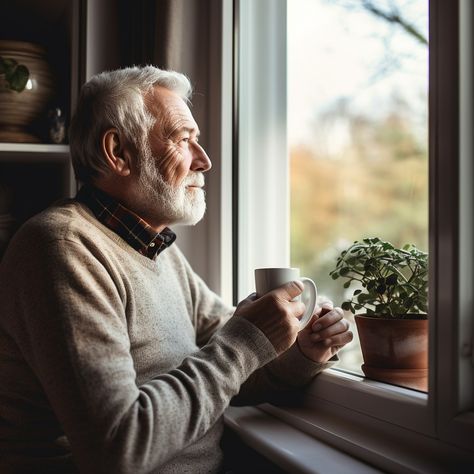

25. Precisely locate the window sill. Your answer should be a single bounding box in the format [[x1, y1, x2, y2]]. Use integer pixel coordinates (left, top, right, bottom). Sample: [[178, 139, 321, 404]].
[[305, 369, 433, 435], [225, 370, 474, 473], [224, 405, 380, 473]]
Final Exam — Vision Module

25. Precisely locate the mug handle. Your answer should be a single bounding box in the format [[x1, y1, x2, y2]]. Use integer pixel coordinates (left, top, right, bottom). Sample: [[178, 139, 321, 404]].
[[298, 277, 317, 331]]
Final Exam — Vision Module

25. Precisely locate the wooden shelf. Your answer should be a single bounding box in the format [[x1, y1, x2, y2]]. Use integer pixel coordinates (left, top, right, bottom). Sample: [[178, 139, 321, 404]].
[[0, 143, 69, 153], [0, 143, 70, 163], [0, 0, 95, 251]]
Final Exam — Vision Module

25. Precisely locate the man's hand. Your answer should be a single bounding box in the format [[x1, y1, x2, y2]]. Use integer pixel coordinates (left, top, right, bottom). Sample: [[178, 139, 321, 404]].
[[296, 304, 353, 363], [234, 281, 306, 355]]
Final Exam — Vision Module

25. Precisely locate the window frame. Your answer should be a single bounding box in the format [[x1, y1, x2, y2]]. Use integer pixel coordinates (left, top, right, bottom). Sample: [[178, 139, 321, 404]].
[[229, 0, 474, 463], [434, 0, 474, 451]]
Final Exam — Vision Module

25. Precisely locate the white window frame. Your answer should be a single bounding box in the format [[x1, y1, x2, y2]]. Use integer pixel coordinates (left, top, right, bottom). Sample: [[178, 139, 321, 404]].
[[227, 0, 474, 469], [234, 0, 289, 299]]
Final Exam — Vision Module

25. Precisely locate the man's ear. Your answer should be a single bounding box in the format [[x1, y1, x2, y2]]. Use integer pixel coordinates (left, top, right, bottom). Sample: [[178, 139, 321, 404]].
[[101, 128, 132, 177]]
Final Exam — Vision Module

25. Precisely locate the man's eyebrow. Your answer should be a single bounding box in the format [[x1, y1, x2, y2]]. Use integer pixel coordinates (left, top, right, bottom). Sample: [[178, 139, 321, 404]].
[[172, 126, 200, 137]]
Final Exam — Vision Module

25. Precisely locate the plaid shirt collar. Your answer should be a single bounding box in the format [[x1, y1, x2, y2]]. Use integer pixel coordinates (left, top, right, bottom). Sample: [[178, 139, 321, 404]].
[[76, 185, 176, 259]]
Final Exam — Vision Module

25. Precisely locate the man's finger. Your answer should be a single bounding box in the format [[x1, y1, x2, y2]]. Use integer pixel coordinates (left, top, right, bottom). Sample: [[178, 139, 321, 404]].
[[268, 280, 304, 302], [317, 305, 333, 317], [312, 307, 344, 331], [315, 330, 354, 348], [236, 292, 258, 310], [311, 319, 349, 340]]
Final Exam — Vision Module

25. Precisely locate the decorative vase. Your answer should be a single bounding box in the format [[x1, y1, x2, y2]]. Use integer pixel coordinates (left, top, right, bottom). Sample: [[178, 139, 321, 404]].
[[355, 315, 428, 391], [0, 40, 54, 143]]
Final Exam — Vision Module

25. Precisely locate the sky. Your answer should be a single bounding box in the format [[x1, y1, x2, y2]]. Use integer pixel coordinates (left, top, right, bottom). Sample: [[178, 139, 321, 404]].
[[287, 0, 429, 147]]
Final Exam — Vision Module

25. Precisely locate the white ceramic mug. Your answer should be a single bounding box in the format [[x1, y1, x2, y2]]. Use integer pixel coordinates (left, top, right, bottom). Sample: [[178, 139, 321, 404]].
[[254, 267, 317, 331]]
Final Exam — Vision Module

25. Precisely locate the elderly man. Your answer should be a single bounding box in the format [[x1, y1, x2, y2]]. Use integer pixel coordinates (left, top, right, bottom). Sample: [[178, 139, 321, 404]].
[[0, 66, 352, 473]]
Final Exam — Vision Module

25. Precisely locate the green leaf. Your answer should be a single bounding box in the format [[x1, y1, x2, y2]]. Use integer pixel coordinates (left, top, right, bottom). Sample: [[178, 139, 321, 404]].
[[363, 259, 373, 271], [357, 293, 369, 303], [9, 65, 29, 92], [341, 301, 352, 312], [343, 281, 351, 289], [385, 273, 398, 286], [346, 256, 357, 265], [404, 297, 413, 309], [418, 302, 428, 313]]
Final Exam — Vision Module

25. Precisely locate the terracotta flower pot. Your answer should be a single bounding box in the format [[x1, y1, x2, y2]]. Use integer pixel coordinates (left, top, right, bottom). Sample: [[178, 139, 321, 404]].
[[355, 315, 428, 391], [0, 40, 54, 143]]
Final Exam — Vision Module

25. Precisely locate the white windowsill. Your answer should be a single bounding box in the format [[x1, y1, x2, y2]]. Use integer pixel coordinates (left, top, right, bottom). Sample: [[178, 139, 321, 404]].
[[225, 375, 474, 474], [304, 369, 434, 435], [224, 405, 381, 474]]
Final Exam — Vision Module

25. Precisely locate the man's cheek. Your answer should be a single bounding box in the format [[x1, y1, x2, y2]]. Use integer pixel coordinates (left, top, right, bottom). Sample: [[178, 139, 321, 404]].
[[158, 151, 183, 184], [170, 158, 191, 187]]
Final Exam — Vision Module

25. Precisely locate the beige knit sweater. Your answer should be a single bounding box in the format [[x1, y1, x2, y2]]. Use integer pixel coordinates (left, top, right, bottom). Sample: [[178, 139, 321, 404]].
[[0, 200, 332, 473]]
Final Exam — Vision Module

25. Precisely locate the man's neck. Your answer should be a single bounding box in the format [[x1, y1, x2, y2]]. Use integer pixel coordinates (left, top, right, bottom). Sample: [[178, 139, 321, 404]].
[[92, 180, 168, 234]]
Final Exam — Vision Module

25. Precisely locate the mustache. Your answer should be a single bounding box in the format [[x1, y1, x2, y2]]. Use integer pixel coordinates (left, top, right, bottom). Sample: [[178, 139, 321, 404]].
[[184, 172, 205, 187]]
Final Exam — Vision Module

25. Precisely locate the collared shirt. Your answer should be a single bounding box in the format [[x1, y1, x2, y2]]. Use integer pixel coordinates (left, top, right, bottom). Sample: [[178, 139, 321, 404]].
[[76, 185, 176, 259]]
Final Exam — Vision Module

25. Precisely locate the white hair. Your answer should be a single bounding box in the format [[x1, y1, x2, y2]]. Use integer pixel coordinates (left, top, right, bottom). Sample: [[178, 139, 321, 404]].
[[69, 66, 192, 184]]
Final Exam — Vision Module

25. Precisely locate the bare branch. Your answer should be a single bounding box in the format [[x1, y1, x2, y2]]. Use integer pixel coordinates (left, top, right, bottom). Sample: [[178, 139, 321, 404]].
[[361, 0, 428, 46]]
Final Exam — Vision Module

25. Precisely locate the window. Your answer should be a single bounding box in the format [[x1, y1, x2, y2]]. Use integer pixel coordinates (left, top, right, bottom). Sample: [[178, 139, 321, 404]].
[[232, 0, 474, 468], [288, 0, 429, 380]]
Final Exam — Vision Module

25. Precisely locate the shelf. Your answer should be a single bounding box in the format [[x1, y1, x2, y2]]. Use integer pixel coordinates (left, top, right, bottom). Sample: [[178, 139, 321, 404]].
[[0, 143, 69, 153], [0, 0, 78, 144], [0, 143, 70, 163], [0, 0, 81, 256]]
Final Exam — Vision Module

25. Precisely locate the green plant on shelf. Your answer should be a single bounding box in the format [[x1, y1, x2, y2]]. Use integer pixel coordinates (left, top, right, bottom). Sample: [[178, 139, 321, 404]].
[[329, 237, 428, 319], [0, 56, 29, 92]]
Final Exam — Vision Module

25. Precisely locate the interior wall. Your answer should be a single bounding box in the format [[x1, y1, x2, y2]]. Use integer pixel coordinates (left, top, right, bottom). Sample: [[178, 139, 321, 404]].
[[156, 0, 224, 293], [119, 0, 225, 293], [84, 0, 120, 80]]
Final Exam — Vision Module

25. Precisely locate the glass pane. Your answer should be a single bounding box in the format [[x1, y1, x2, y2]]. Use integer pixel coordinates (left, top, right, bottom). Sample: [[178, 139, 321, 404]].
[[288, 0, 429, 385]]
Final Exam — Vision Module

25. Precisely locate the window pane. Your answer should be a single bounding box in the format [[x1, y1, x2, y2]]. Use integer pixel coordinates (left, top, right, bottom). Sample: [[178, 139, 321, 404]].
[[288, 0, 429, 381]]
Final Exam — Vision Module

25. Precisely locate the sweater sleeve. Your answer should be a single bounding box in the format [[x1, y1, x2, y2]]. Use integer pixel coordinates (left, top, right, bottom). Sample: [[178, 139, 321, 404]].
[[233, 344, 339, 406], [166, 250, 337, 404], [3, 238, 276, 474]]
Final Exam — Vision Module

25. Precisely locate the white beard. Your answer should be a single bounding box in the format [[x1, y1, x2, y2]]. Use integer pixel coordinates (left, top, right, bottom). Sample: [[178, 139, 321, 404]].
[[138, 148, 206, 226]]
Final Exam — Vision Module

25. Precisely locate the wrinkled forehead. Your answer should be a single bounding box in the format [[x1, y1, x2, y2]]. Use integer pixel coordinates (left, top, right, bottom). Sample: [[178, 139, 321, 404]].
[[145, 86, 198, 133]]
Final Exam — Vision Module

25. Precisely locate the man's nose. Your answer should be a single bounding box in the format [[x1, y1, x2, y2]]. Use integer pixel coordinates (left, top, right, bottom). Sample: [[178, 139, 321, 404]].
[[191, 142, 212, 172]]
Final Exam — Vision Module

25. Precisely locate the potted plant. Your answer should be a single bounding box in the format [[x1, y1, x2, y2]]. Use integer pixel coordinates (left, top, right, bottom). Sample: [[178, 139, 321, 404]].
[[329, 237, 428, 391]]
